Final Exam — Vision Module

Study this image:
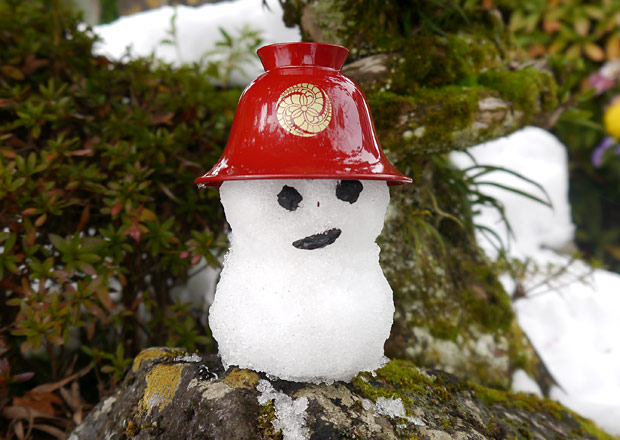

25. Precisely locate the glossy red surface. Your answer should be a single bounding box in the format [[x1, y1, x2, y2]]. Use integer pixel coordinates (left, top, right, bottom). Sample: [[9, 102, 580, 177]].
[[195, 42, 412, 186]]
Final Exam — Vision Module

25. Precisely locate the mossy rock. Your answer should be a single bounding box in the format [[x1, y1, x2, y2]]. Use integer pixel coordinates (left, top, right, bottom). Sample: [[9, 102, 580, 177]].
[[68, 348, 616, 440]]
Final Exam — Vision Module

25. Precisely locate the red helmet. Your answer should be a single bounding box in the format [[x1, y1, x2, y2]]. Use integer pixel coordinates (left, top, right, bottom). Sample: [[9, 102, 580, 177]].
[[195, 42, 411, 186]]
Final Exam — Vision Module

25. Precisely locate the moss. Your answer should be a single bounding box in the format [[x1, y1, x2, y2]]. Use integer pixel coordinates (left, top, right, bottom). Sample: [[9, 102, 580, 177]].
[[351, 359, 617, 439], [367, 91, 413, 131], [392, 32, 501, 95], [405, 85, 482, 156], [224, 368, 260, 389], [478, 68, 559, 115], [427, 320, 461, 342], [459, 261, 514, 333], [352, 359, 452, 407], [576, 418, 619, 440], [470, 381, 568, 422], [255, 401, 282, 440]]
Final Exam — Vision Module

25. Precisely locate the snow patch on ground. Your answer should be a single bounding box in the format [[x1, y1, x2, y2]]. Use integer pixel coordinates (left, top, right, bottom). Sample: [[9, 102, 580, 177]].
[[93, 0, 300, 85], [452, 127, 620, 435]]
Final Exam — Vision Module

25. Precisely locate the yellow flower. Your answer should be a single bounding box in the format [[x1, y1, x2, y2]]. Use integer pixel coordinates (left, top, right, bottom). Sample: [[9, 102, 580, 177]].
[[604, 98, 620, 139]]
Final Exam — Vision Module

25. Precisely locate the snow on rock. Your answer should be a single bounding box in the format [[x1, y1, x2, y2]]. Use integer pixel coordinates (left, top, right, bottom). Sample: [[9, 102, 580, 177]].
[[257, 379, 309, 440], [376, 396, 426, 426], [452, 127, 620, 435], [92, 0, 300, 85]]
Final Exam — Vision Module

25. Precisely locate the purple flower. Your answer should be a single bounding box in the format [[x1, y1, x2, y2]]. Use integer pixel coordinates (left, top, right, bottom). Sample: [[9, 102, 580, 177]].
[[592, 136, 617, 167], [589, 73, 616, 95], [589, 59, 620, 95]]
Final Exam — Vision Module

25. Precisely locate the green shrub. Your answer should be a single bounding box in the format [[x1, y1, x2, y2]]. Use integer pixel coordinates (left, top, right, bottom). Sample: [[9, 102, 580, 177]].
[[0, 0, 239, 405]]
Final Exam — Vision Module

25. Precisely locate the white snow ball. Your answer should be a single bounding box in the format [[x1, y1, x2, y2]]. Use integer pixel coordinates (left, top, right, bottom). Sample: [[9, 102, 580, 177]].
[[210, 179, 394, 382]]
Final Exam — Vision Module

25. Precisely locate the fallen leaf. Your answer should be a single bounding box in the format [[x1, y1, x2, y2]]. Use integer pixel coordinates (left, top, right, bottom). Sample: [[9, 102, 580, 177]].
[[543, 18, 561, 33], [59, 382, 83, 413], [111, 202, 123, 217], [15, 419, 25, 440], [0, 98, 15, 108], [76, 206, 91, 233], [0, 65, 24, 80], [13, 391, 62, 416], [151, 112, 174, 125], [68, 149, 94, 156], [2, 405, 58, 420], [32, 423, 66, 439], [21, 55, 49, 75], [30, 365, 91, 394]]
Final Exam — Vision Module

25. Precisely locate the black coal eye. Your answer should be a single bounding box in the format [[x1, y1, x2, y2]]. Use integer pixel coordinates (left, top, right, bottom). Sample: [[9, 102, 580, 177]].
[[277, 185, 303, 211], [336, 180, 363, 204]]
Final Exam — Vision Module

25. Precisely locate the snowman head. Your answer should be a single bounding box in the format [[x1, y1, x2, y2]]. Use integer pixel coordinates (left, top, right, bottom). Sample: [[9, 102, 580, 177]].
[[219, 179, 390, 255]]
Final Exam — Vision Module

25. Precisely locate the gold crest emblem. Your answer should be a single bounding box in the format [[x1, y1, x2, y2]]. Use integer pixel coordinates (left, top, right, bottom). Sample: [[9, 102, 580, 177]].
[[276, 83, 332, 137]]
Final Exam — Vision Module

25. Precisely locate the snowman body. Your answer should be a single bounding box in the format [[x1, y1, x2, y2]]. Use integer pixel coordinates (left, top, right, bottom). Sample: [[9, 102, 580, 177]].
[[209, 179, 394, 382]]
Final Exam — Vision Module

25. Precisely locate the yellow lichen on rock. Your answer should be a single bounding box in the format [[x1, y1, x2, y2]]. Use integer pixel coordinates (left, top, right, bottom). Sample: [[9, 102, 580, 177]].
[[132, 347, 170, 373], [138, 364, 186, 416], [224, 368, 260, 389]]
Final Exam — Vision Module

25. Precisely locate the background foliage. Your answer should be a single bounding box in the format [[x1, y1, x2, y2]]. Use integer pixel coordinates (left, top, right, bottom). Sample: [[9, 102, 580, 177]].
[[495, 0, 620, 272], [0, 0, 240, 435]]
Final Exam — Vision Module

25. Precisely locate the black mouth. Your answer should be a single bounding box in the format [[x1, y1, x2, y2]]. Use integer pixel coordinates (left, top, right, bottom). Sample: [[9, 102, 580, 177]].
[[292, 228, 342, 250]]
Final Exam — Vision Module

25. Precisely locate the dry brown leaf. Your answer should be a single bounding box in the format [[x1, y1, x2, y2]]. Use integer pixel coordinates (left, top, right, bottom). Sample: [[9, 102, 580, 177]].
[[584, 42, 605, 61], [606, 35, 620, 60], [0, 65, 25, 80], [21, 55, 49, 75], [605, 244, 620, 261], [2, 405, 58, 420], [0, 98, 15, 108], [30, 365, 91, 394], [59, 383, 82, 412], [151, 112, 174, 125], [76, 206, 91, 233], [574, 17, 590, 37], [14, 419, 25, 440], [73, 407, 83, 426], [32, 423, 66, 439], [543, 18, 561, 33], [13, 391, 62, 417]]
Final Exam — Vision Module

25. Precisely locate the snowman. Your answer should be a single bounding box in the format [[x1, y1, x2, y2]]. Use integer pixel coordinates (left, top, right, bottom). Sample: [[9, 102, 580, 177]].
[[195, 42, 411, 382]]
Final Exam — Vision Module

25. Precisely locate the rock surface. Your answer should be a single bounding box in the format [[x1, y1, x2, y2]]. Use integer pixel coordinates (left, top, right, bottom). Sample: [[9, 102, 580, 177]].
[[69, 347, 613, 440]]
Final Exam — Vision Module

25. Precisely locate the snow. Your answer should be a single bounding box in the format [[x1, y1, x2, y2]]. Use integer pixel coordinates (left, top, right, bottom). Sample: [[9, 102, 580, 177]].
[[93, 0, 300, 85], [211, 180, 393, 382], [511, 369, 542, 397], [367, 396, 426, 426], [92, 2, 620, 434], [452, 127, 620, 436], [257, 379, 309, 440]]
